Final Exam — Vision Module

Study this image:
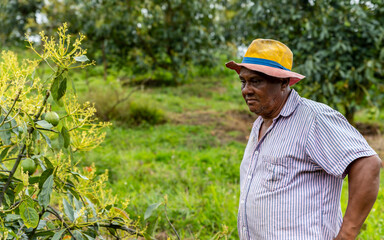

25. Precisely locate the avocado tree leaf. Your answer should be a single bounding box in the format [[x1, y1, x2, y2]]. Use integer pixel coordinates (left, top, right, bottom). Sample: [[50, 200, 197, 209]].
[[0, 116, 12, 145], [51, 73, 67, 102], [51, 229, 66, 240], [63, 198, 75, 222], [74, 55, 89, 62], [73, 230, 84, 240], [144, 202, 162, 221], [39, 131, 52, 149], [39, 168, 54, 189], [0, 147, 10, 161], [38, 174, 54, 208], [21, 207, 39, 228], [70, 171, 88, 180], [36, 120, 53, 129], [61, 126, 70, 148]]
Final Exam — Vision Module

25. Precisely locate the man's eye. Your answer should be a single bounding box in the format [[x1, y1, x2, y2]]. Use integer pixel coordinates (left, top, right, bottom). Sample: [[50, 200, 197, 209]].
[[251, 79, 261, 83]]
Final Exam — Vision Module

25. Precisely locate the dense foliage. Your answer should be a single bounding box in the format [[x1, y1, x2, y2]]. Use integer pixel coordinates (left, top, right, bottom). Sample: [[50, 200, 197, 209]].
[[0, 25, 139, 239], [2, 1, 383, 119], [229, 0, 384, 122], [29, 0, 224, 83]]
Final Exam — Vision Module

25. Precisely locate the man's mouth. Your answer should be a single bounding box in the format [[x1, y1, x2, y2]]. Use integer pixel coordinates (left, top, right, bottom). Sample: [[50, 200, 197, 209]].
[[246, 99, 258, 104]]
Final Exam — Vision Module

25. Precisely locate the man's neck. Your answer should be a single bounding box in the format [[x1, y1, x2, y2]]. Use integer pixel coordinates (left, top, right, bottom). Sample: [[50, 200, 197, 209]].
[[261, 89, 292, 126]]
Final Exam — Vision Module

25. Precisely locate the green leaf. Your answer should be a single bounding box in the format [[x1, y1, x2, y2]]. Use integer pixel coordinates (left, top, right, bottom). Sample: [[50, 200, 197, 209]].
[[72, 230, 84, 240], [19, 197, 36, 214], [67, 187, 80, 200], [0, 116, 12, 145], [39, 168, 54, 189], [58, 132, 64, 148], [74, 55, 89, 62], [38, 174, 54, 208], [144, 202, 162, 220], [83, 234, 95, 240], [36, 120, 53, 129], [13, 183, 24, 196], [61, 126, 70, 148], [63, 198, 75, 222], [0, 147, 10, 161], [5, 214, 21, 222], [71, 171, 88, 180], [43, 157, 54, 169], [52, 229, 66, 240], [51, 73, 67, 102], [21, 207, 39, 228], [29, 176, 40, 184]]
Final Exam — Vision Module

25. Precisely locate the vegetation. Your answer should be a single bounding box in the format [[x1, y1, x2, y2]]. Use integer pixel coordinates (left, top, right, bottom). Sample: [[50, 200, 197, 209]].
[[0, 25, 140, 239], [229, 0, 384, 123], [0, 0, 383, 239]]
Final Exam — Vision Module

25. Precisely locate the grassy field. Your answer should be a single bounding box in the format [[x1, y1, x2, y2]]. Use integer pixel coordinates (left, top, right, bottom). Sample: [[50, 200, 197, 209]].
[[72, 69, 384, 239]]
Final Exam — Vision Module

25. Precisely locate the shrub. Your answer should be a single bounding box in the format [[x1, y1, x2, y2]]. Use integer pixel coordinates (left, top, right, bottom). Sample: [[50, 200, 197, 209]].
[[83, 86, 166, 126], [0, 24, 142, 239]]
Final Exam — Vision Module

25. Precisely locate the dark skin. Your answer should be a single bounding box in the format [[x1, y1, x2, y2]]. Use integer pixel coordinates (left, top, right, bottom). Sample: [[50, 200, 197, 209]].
[[239, 67, 381, 240]]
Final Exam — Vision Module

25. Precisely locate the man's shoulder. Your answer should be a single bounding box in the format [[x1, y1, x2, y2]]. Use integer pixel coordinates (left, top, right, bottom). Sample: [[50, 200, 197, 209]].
[[297, 96, 346, 121], [298, 96, 339, 115]]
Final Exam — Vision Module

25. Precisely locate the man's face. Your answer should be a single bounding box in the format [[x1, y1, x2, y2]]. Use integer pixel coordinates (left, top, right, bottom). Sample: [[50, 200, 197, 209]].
[[239, 67, 286, 117]]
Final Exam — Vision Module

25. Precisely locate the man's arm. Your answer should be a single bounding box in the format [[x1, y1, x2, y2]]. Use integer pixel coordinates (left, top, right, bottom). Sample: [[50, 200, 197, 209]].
[[335, 155, 382, 240]]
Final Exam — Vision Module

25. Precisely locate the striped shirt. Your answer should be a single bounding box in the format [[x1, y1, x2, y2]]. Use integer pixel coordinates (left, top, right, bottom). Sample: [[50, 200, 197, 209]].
[[238, 89, 377, 240]]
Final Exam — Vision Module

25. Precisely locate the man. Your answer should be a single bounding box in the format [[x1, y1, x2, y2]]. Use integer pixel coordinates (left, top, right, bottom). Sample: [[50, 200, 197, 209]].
[[225, 39, 381, 240]]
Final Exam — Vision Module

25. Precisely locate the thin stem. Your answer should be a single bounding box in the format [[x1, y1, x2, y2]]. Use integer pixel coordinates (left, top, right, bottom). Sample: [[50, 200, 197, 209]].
[[1, 157, 25, 163], [164, 203, 181, 240], [0, 90, 21, 127], [97, 223, 143, 237], [46, 207, 77, 240]]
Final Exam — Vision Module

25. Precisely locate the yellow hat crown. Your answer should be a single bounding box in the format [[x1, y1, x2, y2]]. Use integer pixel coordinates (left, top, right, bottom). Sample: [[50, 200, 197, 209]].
[[242, 39, 293, 71]]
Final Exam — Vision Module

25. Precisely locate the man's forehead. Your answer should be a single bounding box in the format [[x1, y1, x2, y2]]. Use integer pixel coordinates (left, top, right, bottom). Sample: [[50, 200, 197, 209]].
[[239, 67, 264, 78]]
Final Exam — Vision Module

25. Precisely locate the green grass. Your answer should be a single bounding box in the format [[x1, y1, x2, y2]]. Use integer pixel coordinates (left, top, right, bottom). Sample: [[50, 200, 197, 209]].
[[72, 70, 384, 239], [341, 173, 384, 239]]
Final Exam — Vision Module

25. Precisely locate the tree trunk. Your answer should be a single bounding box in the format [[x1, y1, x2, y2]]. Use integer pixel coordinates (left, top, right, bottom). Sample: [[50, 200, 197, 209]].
[[102, 40, 108, 81]]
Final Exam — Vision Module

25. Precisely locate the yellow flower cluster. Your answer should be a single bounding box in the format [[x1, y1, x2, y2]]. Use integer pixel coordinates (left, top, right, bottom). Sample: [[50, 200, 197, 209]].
[[63, 95, 112, 152], [26, 23, 95, 70]]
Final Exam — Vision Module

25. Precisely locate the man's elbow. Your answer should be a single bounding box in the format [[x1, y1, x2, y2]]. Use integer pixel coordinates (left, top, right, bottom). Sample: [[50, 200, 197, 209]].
[[349, 155, 382, 179], [365, 155, 383, 175]]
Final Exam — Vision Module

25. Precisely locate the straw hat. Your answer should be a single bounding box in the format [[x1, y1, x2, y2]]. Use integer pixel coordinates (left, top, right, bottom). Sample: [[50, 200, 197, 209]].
[[226, 39, 305, 86]]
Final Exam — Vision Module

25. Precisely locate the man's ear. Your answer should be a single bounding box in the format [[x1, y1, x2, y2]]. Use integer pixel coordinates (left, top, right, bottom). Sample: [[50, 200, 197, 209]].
[[281, 78, 290, 89]]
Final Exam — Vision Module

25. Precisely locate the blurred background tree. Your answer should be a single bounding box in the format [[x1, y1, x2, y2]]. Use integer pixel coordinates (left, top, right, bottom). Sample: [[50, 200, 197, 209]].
[[0, 0, 43, 47], [27, 0, 225, 84], [1, 0, 383, 121], [228, 0, 384, 123]]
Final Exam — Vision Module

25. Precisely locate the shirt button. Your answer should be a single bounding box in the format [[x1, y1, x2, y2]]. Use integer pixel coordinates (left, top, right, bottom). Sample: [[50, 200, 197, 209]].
[[255, 151, 259, 155], [243, 227, 247, 232], [240, 200, 245, 204], [247, 175, 252, 179]]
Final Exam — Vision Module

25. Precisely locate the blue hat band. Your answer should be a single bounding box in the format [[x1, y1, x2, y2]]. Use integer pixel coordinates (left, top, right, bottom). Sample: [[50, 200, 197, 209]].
[[242, 57, 290, 71]]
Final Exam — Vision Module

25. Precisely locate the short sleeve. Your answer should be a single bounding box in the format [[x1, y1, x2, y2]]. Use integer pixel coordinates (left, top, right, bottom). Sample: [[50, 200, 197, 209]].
[[306, 109, 377, 178]]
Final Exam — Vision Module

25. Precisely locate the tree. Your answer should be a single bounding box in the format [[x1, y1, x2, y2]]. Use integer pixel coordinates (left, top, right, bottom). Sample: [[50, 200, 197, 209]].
[[0, 0, 43, 47], [228, 0, 384, 123], [33, 0, 225, 83], [0, 24, 141, 239]]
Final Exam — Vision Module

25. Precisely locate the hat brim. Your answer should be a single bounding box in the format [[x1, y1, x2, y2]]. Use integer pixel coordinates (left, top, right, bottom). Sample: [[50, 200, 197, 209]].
[[225, 61, 305, 86]]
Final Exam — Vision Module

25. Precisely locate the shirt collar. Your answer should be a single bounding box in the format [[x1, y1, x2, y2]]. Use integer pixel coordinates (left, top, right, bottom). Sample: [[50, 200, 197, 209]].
[[278, 89, 301, 118]]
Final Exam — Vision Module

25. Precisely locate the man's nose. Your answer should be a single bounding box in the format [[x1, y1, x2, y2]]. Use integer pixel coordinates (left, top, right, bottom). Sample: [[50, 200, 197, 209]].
[[242, 82, 253, 95]]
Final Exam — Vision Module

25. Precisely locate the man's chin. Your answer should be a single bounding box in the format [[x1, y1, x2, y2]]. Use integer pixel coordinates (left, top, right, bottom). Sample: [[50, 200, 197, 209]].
[[248, 107, 261, 115]]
